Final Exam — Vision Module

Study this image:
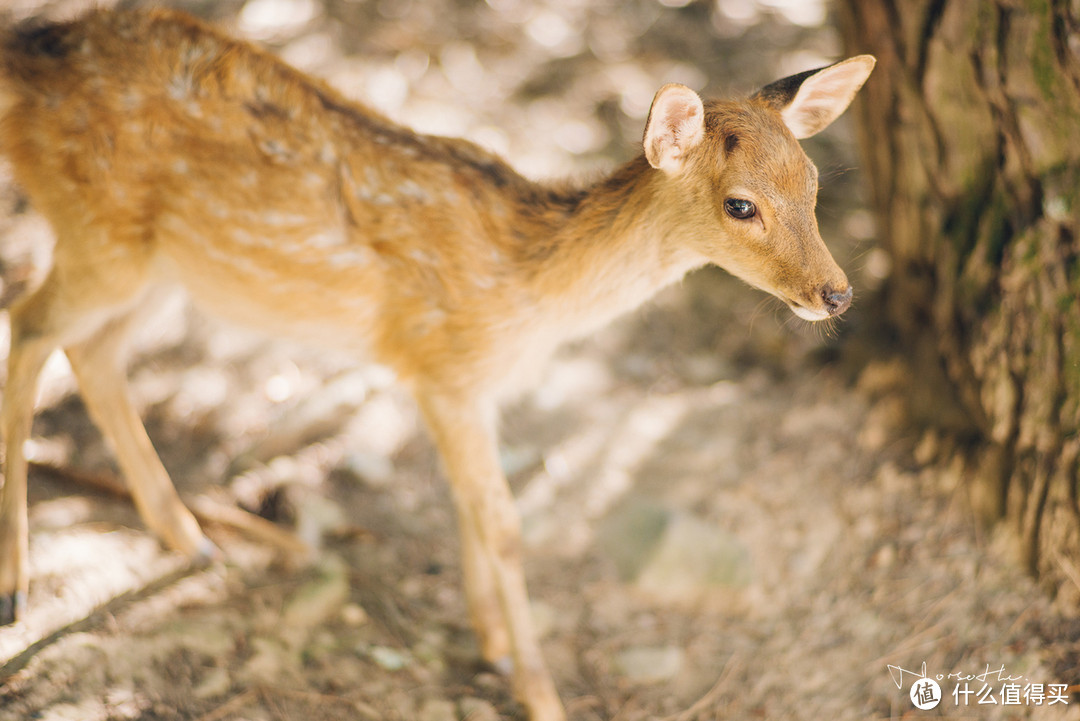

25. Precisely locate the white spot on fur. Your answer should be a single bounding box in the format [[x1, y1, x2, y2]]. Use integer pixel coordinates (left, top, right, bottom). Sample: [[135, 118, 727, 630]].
[[472, 275, 495, 290], [305, 230, 346, 248], [419, 308, 447, 331], [328, 248, 373, 267], [168, 75, 191, 101], [258, 139, 293, 161], [228, 228, 274, 249], [409, 249, 438, 265], [231, 228, 256, 246], [122, 91, 143, 110], [319, 142, 337, 164], [262, 210, 309, 226], [397, 180, 429, 202], [166, 219, 277, 280], [351, 166, 384, 202]]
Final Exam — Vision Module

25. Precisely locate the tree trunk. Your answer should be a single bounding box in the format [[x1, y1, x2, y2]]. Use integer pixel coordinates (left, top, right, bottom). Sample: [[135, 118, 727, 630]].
[[836, 0, 1080, 588]]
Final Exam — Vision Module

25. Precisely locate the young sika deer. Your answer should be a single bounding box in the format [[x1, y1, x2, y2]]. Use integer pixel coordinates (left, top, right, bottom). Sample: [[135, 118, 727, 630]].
[[0, 8, 873, 720]]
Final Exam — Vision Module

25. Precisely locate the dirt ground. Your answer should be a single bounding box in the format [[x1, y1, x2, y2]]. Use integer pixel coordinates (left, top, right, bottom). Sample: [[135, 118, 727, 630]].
[[1, 1, 1079, 719]]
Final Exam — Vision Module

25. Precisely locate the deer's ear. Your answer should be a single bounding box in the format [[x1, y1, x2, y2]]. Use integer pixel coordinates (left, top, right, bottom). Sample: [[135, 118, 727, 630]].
[[753, 55, 876, 139], [644, 83, 705, 173]]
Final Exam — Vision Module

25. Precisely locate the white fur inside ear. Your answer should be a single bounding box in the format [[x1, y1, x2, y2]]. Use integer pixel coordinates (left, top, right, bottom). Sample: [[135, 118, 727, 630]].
[[781, 55, 875, 139], [644, 84, 705, 173]]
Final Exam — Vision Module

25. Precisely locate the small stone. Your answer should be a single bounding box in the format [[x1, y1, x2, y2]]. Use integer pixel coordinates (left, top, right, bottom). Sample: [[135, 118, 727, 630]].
[[294, 492, 347, 548], [341, 451, 395, 487], [499, 444, 541, 477], [418, 698, 457, 721], [614, 645, 684, 683], [341, 602, 369, 627], [678, 352, 730, 385], [369, 645, 411, 671], [459, 697, 499, 721]]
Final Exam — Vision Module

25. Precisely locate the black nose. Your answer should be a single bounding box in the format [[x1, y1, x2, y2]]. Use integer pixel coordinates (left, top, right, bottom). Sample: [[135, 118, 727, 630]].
[[822, 285, 853, 316]]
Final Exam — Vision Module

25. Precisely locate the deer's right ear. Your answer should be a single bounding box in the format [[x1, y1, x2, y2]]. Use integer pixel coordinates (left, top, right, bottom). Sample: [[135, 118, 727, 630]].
[[753, 55, 876, 139], [643, 83, 705, 173]]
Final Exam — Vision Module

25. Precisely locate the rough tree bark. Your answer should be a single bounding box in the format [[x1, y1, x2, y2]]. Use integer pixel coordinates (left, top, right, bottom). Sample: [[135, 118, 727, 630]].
[[836, 1, 1080, 587]]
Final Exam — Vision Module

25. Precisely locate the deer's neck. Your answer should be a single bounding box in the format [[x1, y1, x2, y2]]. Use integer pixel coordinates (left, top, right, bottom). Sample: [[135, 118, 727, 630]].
[[515, 156, 706, 336]]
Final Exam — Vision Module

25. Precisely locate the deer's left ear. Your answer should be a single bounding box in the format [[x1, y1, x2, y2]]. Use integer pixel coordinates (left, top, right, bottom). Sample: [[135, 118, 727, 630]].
[[644, 83, 705, 173], [753, 55, 876, 139]]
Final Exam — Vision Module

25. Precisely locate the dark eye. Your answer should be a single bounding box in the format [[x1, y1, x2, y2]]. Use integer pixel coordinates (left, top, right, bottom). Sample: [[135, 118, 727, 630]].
[[724, 198, 756, 220]]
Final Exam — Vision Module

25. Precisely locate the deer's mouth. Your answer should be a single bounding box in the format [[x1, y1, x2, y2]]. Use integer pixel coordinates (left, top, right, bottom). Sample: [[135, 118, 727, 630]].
[[750, 278, 840, 322], [787, 302, 831, 322], [781, 285, 852, 321]]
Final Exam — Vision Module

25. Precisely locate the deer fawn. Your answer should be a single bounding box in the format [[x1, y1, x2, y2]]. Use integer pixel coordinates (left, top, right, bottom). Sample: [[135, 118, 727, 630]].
[[0, 7, 874, 720]]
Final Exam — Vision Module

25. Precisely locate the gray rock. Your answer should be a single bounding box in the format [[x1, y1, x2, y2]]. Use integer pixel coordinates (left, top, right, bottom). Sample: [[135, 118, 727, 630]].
[[614, 645, 685, 683], [600, 499, 752, 604]]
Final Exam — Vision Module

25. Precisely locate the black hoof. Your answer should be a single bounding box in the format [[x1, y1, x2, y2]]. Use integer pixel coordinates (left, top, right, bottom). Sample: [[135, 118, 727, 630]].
[[0, 590, 26, 626]]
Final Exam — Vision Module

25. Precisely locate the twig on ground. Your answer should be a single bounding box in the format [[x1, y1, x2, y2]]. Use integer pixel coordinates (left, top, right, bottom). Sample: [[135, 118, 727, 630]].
[[661, 652, 742, 721], [29, 460, 311, 558], [256, 685, 383, 719], [194, 689, 257, 721]]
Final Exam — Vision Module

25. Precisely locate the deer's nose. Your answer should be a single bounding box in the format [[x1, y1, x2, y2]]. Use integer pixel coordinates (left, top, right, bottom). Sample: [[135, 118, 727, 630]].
[[822, 285, 853, 316]]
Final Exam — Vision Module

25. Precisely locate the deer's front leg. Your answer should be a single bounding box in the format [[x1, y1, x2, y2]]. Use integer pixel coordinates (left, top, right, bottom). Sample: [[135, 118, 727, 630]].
[[457, 501, 511, 665], [417, 391, 564, 721]]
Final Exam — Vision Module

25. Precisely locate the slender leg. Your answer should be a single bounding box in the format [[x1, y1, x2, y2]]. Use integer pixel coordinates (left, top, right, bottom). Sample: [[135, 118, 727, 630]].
[[458, 505, 511, 665], [0, 267, 130, 624], [418, 390, 565, 721], [0, 298, 56, 625], [0, 254, 210, 625], [64, 308, 212, 560]]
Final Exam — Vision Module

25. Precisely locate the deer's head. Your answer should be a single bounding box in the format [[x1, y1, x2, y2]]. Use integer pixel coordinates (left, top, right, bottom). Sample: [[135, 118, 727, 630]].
[[644, 55, 875, 320]]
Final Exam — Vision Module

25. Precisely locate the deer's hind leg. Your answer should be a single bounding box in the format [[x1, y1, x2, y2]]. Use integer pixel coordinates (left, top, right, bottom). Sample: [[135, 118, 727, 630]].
[[0, 273, 61, 625], [63, 291, 213, 562], [0, 235, 209, 625]]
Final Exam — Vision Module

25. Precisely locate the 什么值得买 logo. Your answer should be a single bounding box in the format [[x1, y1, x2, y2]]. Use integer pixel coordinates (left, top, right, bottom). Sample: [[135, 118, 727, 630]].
[[910, 678, 941, 710], [888, 662, 1071, 710]]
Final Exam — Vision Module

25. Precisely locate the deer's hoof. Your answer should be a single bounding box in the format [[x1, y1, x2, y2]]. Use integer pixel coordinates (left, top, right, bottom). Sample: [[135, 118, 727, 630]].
[[0, 589, 26, 626]]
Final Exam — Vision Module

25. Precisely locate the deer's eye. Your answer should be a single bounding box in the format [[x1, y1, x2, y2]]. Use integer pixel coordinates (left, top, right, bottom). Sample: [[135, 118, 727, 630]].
[[724, 198, 756, 220]]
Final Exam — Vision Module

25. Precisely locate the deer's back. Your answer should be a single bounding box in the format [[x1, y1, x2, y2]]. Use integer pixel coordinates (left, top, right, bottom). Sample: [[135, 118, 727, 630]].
[[0, 9, 554, 389]]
